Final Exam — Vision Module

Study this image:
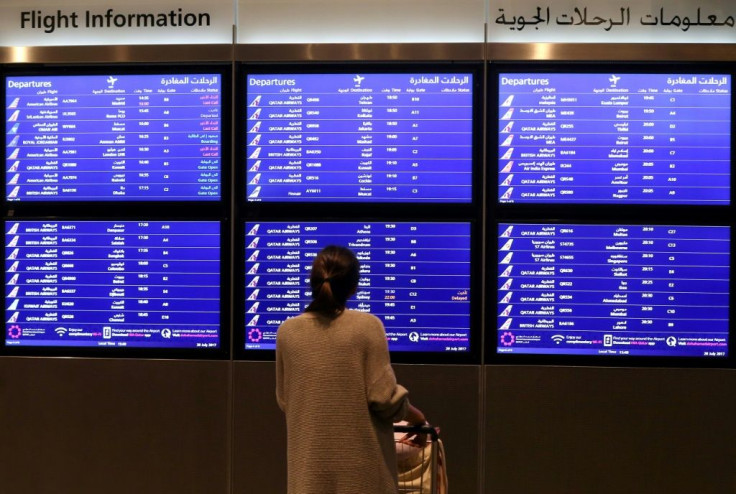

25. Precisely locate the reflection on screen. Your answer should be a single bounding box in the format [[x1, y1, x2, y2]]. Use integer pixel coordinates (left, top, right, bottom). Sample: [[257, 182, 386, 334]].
[[245, 221, 471, 352], [497, 223, 730, 357], [4, 220, 221, 349]]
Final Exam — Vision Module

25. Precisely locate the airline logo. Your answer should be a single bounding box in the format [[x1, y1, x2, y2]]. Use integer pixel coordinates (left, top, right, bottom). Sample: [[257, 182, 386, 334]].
[[500, 291, 513, 304], [7, 236, 19, 247], [500, 305, 513, 317], [249, 173, 261, 185], [500, 161, 513, 173], [7, 223, 19, 235], [247, 302, 260, 313], [7, 261, 19, 273], [247, 250, 260, 262], [499, 266, 513, 277], [249, 134, 261, 146], [499, 239, 513, 251], [248, 186, 261, 199], [8, 174, 19, 185], [250, 95, 262, 107], [500, 95, 514, 107], [8, 161, 20, 172], [8, 123, 20, 134], [7, 311, 19, 323], [7, 286, 19, 298], [247, 224, 260, 236], [8, 186, 20, 199], [247, 237, 260, 249], [499, 318, 512, 330], [500, 278, 513, 290], [7, 299, 18, 311], [501, 121, 514, 133], [500, 148, 513, 160], [500, 225, 513, 238], [247, 276, 260, 288], [247, 289, 260, 300], [7, 148, 19, 160], [249, 160, 261, 172], [500, 187, 513, 201], [7, 248, 19, 260], [7, 110, 20, 122], [7, 97, 20, 109], [247, 263, 260, 275], [500, 108, 514, 120], [500, 174, 513, 186], [248, 147, 261, 159], [249, 121, 261, 133], [246, 315, 260, 326], [249, 109, 261, 120], [499, 252, 513, 264], [8, 135, 19, 147], [500, 135, 513, 147]]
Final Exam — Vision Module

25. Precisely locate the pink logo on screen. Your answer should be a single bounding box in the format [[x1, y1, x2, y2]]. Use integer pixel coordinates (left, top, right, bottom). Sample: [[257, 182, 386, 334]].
[[8, 325, 21, 339], [500, 331, 515, 346], [248, 328, 262, 343]]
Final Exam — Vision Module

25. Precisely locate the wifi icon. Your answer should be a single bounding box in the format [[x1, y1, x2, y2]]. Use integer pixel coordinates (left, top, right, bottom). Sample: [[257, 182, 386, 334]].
[[55, 327, 68, 337], [551, 334, 565, 344]]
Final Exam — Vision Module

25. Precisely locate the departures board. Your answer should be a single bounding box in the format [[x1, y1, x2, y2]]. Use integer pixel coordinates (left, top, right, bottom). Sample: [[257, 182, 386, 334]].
[[5, 72, 223, 202], [496, 223, 730, 358], [496, 72, 731, 204], [245, 72, 474, 203], [244, 221, 472, 353]]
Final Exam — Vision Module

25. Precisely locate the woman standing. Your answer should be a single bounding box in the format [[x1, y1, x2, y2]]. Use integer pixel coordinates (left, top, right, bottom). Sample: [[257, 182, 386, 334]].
[[276, 245, 427, 493]]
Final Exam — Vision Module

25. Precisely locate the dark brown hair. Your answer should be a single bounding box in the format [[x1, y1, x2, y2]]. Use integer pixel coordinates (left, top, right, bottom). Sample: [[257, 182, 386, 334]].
[[305, 245, 360, 315]]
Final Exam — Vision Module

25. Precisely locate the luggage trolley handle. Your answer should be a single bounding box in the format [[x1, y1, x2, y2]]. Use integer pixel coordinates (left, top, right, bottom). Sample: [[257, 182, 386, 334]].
[[393, 424, 440, 494]]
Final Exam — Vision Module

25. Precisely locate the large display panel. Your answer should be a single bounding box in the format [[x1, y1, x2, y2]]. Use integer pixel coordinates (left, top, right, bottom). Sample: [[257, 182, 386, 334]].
[[495, 223, 730, 359], [244, 69, 477, 203], [5, 70, 225, 203], [495, 71, 732, 205], [3, 220, 223, 352], [243, 221, 473, 355]]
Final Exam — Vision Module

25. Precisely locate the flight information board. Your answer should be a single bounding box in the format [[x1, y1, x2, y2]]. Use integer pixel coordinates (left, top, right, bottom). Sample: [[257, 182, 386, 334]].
[[245, 221, 471, 352], [4, 220, 221, 349], [245, 73, 473, 203], [496, 223, 730, 358], [5, 73, 222, 202], [497, 73, 731, 204]]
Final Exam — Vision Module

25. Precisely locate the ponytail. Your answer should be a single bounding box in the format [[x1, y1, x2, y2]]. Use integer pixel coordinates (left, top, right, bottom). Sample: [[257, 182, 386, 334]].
[[306, 245, 360, 315]]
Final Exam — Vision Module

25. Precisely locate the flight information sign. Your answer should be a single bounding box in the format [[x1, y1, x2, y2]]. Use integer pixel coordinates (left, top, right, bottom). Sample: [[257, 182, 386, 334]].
[[245, 73, 473, 203], [245, 221, 471, 352], [5, 73, 222, 202], [497, 73, 731, 204], [496, 223, 730, 358], [4, 220, 221, 349]]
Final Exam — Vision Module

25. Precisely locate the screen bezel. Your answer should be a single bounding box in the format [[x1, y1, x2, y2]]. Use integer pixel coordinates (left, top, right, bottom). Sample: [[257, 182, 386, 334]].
[[237, 61, 484, 214], [1, 216, 231, 360], [233, 215, 482, 364], [2, 63, 232, 217], [486, 218, 734, 369]]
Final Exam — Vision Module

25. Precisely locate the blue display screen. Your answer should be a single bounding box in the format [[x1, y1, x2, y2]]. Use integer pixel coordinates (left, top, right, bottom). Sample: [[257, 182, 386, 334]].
[[245, 73, 473, 203], [4, 220, 221, 349], [497, 73, 731, 204], [497, 223, 730, 358], [245, 221, 471, 352], [5, 73, 222, 201]]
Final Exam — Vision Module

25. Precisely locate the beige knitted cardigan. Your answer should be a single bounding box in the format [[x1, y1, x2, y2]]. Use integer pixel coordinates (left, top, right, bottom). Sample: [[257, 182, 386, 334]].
[[276, 309, 410, 494]]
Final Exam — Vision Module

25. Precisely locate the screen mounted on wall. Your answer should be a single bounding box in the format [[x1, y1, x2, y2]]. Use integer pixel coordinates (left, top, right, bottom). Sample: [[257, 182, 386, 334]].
[[5, 72, 223, 202], [496, 223, 730, 358], [245, 72, 474, 203], [4, 220, 221, 350], [244, 221, 472, 353], [496, 72, 731, 205]]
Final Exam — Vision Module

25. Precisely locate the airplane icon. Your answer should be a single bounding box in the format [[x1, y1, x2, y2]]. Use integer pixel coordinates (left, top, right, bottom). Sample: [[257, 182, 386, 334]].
[[354, 75, 365, 86], [107, 76, 118, 86], [609, 74, 620, 86]]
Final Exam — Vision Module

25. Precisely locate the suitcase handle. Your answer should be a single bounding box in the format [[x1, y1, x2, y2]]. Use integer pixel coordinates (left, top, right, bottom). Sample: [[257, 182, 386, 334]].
[[394, 424, 439, 442]]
